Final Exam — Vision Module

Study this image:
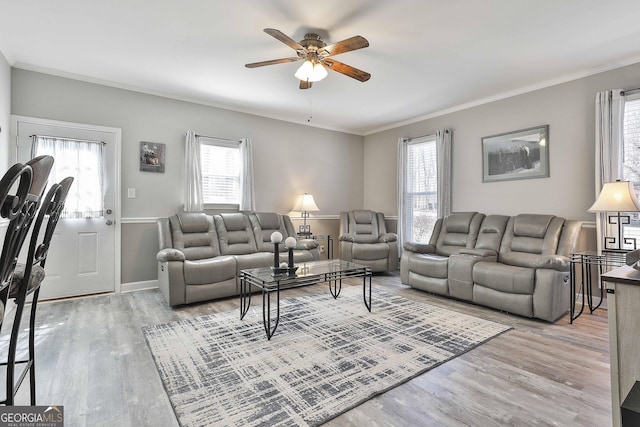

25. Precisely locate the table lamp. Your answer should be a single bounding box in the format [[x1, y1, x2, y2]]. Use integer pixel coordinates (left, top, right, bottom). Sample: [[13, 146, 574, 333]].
[[588, 180, 640, 251], [292, 193, 319, 236]]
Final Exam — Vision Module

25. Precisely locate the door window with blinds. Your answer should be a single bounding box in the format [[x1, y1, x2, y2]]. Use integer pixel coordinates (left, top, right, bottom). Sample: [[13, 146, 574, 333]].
[[200, 140, 241, 207], [31, 135, 104, 218], [622, 94, 640, 243], [402, 135, 438, 243]]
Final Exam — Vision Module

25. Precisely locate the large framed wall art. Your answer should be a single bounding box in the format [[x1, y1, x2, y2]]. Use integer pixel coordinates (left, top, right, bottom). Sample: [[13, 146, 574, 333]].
[[482, 125, 549, 183]]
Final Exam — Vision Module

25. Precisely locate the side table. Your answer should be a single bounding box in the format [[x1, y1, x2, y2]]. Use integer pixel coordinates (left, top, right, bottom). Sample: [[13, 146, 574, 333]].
[[297, 233, 333, 259], [569, 250, 626, 323]]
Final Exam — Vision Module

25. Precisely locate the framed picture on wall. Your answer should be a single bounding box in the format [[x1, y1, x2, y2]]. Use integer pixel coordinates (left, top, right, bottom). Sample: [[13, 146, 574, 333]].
[[482, 125, 549, 183], [140, 141, 165, 173]]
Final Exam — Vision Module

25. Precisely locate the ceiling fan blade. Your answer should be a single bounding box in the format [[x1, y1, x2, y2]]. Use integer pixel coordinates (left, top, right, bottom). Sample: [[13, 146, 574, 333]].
[[318, 36, 369, 57], [264, 28, 305, 52], [245, 57, 302, 68], [323, 59, 371, 82], [299, 80, 313, 90]]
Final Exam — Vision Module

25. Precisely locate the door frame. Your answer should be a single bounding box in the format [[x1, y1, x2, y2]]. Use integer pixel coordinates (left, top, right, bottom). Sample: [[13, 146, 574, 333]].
[[10, 114, 122, 294]]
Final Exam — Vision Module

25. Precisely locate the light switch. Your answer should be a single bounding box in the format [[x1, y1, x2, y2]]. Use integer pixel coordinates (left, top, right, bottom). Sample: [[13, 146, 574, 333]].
[[127, 188, 136, 198]]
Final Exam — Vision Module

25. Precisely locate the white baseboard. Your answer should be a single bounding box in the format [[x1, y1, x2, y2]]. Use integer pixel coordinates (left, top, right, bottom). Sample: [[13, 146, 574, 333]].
[[121, 279, 159, 293]]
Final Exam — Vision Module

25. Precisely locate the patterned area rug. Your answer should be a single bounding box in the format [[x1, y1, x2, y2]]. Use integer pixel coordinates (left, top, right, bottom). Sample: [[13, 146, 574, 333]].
[[143, 287, 511, 427]]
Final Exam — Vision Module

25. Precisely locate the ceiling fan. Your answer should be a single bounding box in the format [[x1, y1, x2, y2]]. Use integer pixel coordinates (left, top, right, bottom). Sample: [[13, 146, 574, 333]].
[[245, 28, 371, 89]]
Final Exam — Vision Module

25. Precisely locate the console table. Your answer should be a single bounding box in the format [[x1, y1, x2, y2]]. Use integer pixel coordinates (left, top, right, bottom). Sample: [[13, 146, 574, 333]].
[[601, 265, 640, 427], [569, 251, 626, 323], [298, 233, 333, 259]]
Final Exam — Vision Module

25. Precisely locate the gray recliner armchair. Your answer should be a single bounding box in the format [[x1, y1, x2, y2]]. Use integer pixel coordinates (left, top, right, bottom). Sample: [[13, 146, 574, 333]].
[[339, 210, 398, 272]]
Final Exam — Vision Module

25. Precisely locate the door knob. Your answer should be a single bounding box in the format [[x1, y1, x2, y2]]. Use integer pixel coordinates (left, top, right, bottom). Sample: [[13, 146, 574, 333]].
[[106, 220, 113, 226]]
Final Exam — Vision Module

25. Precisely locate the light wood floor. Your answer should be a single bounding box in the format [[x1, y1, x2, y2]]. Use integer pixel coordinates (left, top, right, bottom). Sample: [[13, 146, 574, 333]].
[[2, 273, 611, 426]]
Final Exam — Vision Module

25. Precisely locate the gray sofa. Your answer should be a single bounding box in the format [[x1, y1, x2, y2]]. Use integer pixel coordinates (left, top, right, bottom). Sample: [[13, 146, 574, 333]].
[[400, 212, 583, 322], [156, 211, 320, 306]]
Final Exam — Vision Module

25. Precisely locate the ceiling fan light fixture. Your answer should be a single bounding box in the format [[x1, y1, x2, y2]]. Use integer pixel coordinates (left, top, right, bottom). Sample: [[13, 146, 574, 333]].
[[311, 62, 328, 81], [294, 60, 314, 81], [295, 60, 327, 83]]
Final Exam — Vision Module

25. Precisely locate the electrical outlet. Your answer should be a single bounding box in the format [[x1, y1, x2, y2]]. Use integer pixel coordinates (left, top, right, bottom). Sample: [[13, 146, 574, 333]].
[[127, 188, 136, 198], [319, 245, 325, 253]]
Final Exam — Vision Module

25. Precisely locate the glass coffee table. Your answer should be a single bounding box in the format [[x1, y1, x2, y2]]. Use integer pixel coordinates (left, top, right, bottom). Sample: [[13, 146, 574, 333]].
[[239, 260, 372, 340]]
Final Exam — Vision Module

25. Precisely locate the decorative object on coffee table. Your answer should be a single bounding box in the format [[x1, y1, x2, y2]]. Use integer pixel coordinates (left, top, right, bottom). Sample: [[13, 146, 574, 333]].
[[285, 236, 297, 274], [269, 231, 289, 275], [271, 231, 282, 267]]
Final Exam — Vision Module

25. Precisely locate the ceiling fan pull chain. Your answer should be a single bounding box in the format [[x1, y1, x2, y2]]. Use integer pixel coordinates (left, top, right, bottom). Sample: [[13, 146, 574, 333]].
[[308, 91, 313, 123]]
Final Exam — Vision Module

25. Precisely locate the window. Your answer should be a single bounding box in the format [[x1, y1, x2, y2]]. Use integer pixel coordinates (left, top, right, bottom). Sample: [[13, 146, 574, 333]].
[[401, 135, 438, 243], [200, 141, 241, 206], [32, 136, 104, 218], [623, 94, 640, 244]]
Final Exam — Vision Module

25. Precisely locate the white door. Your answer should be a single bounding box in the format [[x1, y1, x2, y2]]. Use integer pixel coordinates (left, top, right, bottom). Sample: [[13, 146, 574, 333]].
[[13, 116, 120, 300]]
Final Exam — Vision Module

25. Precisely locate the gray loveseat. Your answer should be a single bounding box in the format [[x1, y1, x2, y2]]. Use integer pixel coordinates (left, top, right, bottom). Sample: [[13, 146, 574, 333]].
[[400, 212, 583, 322], [156, 211, 320, 306]]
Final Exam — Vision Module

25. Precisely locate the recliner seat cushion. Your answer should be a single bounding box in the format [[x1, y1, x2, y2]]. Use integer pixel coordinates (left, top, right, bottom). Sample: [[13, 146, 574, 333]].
[[352, 242, 389, 260], [184, 256, 236, 285], [407, 253, 448, 279], [473, 261, 534, 295]]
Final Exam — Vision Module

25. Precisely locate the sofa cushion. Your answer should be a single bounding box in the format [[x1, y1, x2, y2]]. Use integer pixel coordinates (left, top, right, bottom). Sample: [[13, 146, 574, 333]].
[[473, 261, 534, 295], [408, 253, 449, 279], [215, 213, 258, 255], [434, 212, 484, 256], [475, 215, 510, 252], [184, 256, 236, 285], [249, 212, 288, 253], [513, 214, 553, 239], [178, 212, 210, 233], [170, 214, 221, 260], [499, 215, 565, 268]]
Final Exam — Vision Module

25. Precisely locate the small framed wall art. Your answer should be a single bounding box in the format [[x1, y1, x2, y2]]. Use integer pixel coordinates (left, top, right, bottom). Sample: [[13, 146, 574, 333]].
[[140, 141, 165, 173], [482, 125, 549, 183]]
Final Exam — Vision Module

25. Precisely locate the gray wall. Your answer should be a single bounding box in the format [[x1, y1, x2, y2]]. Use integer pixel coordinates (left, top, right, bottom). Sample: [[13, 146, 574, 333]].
[[11, 69, 364, 283], [364, 61, 640, 221], [0, 51, 9, 171]]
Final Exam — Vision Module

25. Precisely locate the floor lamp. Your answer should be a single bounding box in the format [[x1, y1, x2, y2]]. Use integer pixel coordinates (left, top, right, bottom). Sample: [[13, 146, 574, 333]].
[[588, 180, 640, 252]]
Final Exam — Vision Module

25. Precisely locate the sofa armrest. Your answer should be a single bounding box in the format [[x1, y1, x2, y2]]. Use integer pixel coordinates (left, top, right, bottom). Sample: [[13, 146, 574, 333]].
[[403, 242, 435, 254], [534, 255, 570, 271], [378, 233, 397, 243], [459, 248, 497, 258], [339, 233, 356, 242], [156, 248, 186, 262], [295, 239, 319, 250]]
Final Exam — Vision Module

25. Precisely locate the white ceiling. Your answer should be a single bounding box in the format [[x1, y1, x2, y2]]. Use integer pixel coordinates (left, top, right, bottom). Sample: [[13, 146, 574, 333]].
[[1, 0, 640, 135]]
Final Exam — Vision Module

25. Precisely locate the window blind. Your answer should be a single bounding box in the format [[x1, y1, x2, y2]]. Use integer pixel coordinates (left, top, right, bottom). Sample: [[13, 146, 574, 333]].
[[403, 136, 438, 243], [201, 142, 241, 205]]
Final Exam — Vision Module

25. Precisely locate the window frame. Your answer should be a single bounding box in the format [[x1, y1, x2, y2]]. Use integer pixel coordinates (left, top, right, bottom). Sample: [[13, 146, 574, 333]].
[[401, 134, 439, 244], [621, 93, 640, 247], [200, 138, 242, 210]]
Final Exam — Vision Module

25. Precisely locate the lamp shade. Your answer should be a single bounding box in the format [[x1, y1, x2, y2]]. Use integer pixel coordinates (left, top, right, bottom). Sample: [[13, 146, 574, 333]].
[[292, 193, 320, 212], [588, 181, 640, 212], [294, 60, 327, 82]]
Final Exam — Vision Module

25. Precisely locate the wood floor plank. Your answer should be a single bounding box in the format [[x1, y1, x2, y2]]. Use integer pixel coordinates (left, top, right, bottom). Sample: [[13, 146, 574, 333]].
[[0, 272, 612, 426]]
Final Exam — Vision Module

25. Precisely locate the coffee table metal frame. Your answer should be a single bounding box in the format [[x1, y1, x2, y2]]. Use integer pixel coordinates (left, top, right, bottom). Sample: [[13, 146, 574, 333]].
[[239, 260, 372, 340]]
